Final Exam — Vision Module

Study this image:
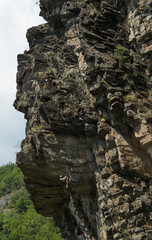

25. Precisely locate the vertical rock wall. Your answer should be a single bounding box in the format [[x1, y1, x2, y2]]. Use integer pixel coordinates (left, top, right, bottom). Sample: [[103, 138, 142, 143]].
[[14, 0, 152, 239]]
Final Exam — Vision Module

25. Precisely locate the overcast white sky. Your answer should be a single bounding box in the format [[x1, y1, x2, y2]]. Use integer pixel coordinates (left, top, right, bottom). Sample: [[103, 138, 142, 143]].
[[0, 0, 45, 165]]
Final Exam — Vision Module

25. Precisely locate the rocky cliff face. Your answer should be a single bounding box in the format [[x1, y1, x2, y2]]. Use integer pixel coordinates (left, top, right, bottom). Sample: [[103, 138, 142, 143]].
[[14, 0, 152, 239]]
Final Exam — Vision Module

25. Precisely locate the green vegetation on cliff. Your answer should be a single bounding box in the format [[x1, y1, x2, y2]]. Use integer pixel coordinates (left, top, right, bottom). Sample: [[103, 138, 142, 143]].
[[0, 163, 63, 240]]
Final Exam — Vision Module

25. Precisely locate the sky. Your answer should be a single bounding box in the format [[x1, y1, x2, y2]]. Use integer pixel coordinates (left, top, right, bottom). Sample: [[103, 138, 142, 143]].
[[0, 0, 45, 166]]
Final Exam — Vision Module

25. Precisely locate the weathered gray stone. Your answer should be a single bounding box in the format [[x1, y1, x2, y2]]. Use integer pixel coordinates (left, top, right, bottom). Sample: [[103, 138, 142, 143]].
[[14, 0, 152, 239]]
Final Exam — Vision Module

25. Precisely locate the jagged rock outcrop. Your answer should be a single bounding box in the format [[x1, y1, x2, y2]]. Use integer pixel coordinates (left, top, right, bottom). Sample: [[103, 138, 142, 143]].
[[14, 0, 152, 239]]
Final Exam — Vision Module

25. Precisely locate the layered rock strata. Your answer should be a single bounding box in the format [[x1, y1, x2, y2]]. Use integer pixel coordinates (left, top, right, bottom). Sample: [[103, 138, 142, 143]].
[[14, 0, 152, 239]]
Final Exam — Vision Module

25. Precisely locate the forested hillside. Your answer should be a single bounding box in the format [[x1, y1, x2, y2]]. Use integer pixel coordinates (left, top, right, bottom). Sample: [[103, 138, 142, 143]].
[[0, 163, 63, 240]]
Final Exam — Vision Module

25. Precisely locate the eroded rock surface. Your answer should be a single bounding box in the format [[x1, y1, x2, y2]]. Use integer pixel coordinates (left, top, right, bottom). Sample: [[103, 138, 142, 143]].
[[14, 0, 152, 239]]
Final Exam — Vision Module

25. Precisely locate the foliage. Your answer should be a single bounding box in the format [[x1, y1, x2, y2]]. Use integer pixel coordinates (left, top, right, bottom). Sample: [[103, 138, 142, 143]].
[[23, 143, 32, 154], [132, 156, 143, 169], [0, 202, 62, 240], [8, 189, 31, 213], [0, 163, 24, 197], [114, 46, 131, 66], [0, 163, 63, 240]]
